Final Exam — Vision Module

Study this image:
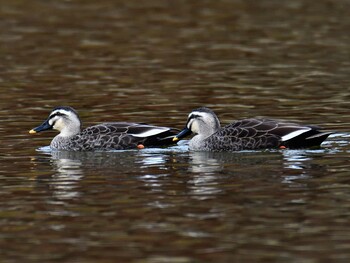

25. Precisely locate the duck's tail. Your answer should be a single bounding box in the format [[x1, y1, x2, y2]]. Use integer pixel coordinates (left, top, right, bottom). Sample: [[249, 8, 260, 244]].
[[143, 128, 180, 147], [282, 129, 332, 149]]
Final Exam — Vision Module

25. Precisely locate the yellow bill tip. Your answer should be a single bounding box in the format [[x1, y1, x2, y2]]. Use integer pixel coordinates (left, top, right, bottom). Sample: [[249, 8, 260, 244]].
[[29, 129, 37, 134], [173, 137, 179, 142]]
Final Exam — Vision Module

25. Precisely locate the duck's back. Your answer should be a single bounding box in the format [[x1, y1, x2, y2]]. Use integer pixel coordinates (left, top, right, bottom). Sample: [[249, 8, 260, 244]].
[[63, 122, 178, 151], [199, 118, 330, 152]]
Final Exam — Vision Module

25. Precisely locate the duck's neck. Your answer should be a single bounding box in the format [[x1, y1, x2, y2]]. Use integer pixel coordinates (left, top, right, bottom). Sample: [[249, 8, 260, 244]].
[[59, 126, 80, 137], [189, 134, 206, 151], [50, 135, 71, 150], [50, 127, 80, 150], [201, 126, 219, 139], [201, 114, 221, 139], [189, 123, 220, 151]]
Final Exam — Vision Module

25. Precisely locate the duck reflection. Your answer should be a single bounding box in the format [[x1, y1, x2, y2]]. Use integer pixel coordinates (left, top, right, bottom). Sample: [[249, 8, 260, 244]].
[[186, 151, 242, 200], [32, 148, 177, 198], [281, 149, 320, 170], [41, 150, 84, 200], [186, 148, 331, 189], [280, 149, 329, 185], [188, 151, 283, 174], [188, 151, 223, 174], [50, 150, 139, 167], [31, 144, 332, 202]]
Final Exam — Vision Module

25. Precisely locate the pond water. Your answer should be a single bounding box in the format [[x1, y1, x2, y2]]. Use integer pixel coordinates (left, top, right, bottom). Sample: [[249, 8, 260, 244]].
[[1, 0, 350, 262]]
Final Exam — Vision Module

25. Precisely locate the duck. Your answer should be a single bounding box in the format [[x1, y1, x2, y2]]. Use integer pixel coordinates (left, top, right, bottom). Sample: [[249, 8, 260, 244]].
[[173, 107, 332, 152], [29, 106, 179, 151]]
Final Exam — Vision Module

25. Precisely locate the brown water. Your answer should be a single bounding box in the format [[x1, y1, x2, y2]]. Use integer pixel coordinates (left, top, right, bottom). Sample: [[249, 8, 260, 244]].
[[1, 0, 350, 262]]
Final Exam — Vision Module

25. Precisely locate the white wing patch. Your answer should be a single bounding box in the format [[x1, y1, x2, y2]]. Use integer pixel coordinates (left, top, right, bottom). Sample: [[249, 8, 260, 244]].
[[131, 127, 169, 138], [281, 128, 311, 141]]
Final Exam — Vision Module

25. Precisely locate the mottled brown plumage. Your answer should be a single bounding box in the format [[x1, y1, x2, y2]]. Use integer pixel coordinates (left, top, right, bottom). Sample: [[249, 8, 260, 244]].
[[174, 107, 332, 152], [29, 106, 179, 151]]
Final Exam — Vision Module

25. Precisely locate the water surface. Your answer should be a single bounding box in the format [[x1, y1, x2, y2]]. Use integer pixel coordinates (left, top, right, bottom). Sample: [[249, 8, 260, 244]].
[[1, 0, 350, 262]]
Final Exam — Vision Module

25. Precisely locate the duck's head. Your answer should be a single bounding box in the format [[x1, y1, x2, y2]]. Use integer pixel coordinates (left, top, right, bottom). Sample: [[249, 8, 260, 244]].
[[29, 106, 81, 137], [173, 107, 221, 141]]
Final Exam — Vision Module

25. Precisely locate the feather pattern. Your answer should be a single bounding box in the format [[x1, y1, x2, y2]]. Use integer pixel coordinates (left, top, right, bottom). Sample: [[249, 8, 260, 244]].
[[174, 107, 332, 152], [30, 107, 179, 151]]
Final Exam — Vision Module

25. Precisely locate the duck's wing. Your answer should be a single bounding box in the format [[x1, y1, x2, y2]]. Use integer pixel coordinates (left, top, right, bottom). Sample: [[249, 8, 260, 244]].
[[210, 119, 331, 150], [72, 122, 179, 150], [244, 119, 332, 148]]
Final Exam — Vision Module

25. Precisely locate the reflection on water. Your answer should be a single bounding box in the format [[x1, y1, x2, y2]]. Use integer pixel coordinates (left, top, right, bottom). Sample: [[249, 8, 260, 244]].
[[7, 135, 350, 262], [188, 151, 223, 174], [187, 168, 222, 198], [51, 158, 83, 200], [32, 146, 187, 200], [281, 150, 313, 186], [36, 143, 340, 202], [187, 152, 222, 200], [32, 148, 84, 200]]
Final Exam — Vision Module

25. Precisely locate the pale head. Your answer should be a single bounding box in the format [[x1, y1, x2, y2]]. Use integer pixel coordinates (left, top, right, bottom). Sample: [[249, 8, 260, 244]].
[[173, 107, 221, 141], [187, 107, 221, 136], [29, 106, 82, 137]]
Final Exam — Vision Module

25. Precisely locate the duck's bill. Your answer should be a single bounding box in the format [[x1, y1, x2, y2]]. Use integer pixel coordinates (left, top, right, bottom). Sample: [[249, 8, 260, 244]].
[[173, 127, 192, 142], [29, 120, 52, 134]]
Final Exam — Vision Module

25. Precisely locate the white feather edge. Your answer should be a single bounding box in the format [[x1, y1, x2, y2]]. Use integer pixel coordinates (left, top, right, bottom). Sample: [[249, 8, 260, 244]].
[[281, 128, 311, 141], [130, 127, 169, 138]]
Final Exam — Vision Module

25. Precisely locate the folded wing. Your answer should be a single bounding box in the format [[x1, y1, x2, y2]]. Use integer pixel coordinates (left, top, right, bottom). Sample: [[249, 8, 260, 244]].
[[71, 122, 179, 150], [209, 119, 331, 150]]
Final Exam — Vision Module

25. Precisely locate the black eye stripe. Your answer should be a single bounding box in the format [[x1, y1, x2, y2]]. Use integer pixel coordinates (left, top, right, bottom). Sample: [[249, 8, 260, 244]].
[[187, 114, 202, 129], [188, 114, 201, 121], [49, 112, 65, 119]]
